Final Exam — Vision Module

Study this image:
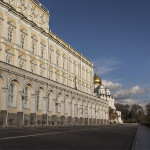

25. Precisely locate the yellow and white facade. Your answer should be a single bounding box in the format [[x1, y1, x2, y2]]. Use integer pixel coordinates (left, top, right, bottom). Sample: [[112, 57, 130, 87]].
[[0, 0, 109, 127]]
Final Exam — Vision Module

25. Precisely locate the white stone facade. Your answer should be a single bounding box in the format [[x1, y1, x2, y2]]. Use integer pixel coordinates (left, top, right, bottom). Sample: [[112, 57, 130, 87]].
[[94, 84, 123, 124], [0, 0, 109, 127]]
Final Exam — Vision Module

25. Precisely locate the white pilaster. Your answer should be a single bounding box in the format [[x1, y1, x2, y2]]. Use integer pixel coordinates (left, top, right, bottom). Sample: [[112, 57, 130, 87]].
[[18, 91, 23, 112], [1, 11, 8, 61], [2, 88, 8, 110], [31, 94, 36, 113]]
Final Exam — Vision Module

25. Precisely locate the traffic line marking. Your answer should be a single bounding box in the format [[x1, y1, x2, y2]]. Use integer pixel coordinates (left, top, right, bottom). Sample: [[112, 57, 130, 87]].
[[0, 128, 99, 141]]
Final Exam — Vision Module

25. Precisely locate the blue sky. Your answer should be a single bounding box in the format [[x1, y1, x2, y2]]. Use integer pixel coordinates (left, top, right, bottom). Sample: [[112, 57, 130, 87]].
[[39, 0, 150, 107]]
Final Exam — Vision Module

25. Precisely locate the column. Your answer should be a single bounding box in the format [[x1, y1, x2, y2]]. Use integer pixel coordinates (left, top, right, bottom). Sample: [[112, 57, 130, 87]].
[[49, 94, 52, 112], [2, 88, 8, 110], [52, 93, 57, 115], [45, 38, 49, 78], [18, 91, 23, 112], [67, 52, 69, 86], [37, 33, 41, 75], [43, 97, 47, 114], [14, 19, 20, 67], [65, 97, 68, 114], [1, 11, 8, 61], [72, 100, 74, 118], [31, 94, 36, 113], [61, 100, 65, 116], [26, 27, 31, 71], [80, 55, 82, 90], [98, 104, 100, 120]]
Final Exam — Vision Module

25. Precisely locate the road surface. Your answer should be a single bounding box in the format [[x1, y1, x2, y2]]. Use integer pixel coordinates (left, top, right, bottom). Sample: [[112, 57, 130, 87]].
[[0, 124, 138, 150]]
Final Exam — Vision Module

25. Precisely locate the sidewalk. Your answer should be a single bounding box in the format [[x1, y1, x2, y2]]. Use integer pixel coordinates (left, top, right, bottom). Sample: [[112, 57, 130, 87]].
[[134, 125, 150, 150]]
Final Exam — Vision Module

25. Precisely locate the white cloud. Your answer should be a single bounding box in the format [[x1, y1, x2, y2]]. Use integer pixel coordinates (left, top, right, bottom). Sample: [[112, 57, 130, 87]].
[[103, 80, 122, 90], [116, 99, 150, 108], [114, 85, 148, 100]]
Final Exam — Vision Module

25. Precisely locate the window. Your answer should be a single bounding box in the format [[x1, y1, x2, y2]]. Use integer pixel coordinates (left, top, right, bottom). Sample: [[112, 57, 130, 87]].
[[40, 67, 45, 76], [49, 68, 53, 80], [9, 84, 14, 103], [63, 58, 65, 69], [8, 83, 16, 107], [68, 60, 71, 72], [6, 55, 12, 64], [49, 47, 53, 63], [62, 74, 66, 85], [68, 76, 72, 87], [20, 33, 26, 48], [19, 59, 25, 69], [8, 26, 14, 42], [41, 44, 45, 58], [78, 81, 81, 90], [73, 64, 76, 75], [82, 83, 85, 92], [31, 39, 36, 54], [30, 64, 36, 73], [56, 72, 60, 82], [56, 54, 59, 66], [73, 78, 75, 88]]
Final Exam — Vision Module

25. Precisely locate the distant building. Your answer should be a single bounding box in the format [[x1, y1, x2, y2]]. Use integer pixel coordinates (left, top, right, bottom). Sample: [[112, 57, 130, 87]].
[[93, 73, 123, 124], [0, 0, 110, 127]]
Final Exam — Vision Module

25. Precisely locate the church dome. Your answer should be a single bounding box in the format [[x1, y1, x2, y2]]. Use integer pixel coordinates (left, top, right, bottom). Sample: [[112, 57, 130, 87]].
[[99, 84, 105, 89], [94, 73, 102, 85]]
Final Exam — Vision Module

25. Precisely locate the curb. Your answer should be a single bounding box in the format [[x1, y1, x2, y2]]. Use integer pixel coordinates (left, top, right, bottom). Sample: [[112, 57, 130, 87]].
[[131, 125, 139, 150]]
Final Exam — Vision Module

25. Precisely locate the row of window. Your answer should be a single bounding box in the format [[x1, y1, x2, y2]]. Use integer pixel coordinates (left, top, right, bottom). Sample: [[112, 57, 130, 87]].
[[2, 21, 93, 82], [8, 83, 105, 116], [5, 53, 93, 94]]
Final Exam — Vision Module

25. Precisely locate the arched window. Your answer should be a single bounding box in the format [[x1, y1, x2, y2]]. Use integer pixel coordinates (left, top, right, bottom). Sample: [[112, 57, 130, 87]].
[[8, 83, 16, 107]]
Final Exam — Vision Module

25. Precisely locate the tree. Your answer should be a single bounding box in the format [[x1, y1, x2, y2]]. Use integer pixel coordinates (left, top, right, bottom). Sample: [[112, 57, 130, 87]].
[[115, 103, 130, 122], [109, 107, 118, 121], [144, 103, 150, 123], [130, 104, 145, 123], [115, 103, 145, 123]]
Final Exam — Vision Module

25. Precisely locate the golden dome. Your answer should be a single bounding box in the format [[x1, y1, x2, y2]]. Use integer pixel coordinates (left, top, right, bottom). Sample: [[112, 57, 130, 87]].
[[94, 73, 102, 85]]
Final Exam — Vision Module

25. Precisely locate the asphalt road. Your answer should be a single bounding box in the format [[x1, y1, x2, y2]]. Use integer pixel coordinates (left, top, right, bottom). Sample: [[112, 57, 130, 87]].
[[0, 124, 138, 150]]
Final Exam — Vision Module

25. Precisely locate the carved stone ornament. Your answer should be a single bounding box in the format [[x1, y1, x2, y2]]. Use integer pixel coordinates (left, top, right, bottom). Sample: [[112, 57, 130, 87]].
[[10, 0, 16, 7]]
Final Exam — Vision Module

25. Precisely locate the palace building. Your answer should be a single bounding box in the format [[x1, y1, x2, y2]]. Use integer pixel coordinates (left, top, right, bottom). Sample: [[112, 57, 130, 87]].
[[0, 0, 121, 127]]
